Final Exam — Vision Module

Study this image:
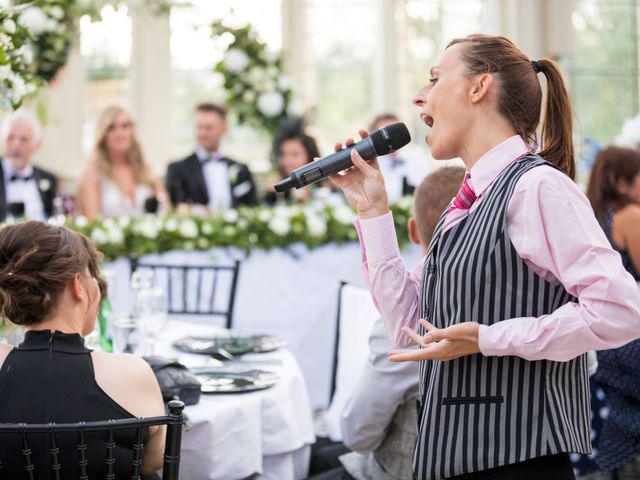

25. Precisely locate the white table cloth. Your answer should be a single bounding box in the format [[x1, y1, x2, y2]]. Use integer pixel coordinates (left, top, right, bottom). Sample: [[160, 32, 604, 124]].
[[106, 242, 421, 409], [156, 321, 315, 480]]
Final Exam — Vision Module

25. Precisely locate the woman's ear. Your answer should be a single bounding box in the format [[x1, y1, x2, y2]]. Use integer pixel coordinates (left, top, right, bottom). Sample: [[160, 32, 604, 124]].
[[70, 273, 85, 302], [408, 217, 421, 246], [470, 73, 494, 104], [617, 177, 630, 195]]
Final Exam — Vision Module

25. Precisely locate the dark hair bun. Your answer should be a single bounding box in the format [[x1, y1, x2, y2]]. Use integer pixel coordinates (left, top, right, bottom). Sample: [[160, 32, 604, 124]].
[[0, 222, 106, 326]]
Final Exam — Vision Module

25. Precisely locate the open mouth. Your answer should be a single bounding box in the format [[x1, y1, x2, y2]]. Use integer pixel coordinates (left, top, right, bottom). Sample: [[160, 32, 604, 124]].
[[421, 113, 434, 128]]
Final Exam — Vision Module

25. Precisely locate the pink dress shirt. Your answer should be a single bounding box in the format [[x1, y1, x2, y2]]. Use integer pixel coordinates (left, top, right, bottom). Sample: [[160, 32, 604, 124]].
[[357, 136, 640, 361]]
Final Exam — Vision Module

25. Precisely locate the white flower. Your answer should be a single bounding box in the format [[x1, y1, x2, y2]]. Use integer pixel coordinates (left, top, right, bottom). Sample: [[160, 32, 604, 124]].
[[0, 66, 11, 79], [223, 226, 235, 236], [237, 218, 248, 229], [48, 6, 64, 20], [223, 48, 249, 73], [38, 178, 51, 192], [333, 205, 357, 225], [0, 32, 10, 48], [248, 232, 258, 243], [257, 210, 272, 222], [74, 216, 88, 228], [90, 228, 108, 245], [118, 216, 131, 228], [263, 49, 279, 64], [201, 223, 213, 235], [223, 210, 239, 223], [257, 91, 284, 117], [247, 67, 266, 86], [106, 225, 124, 244], [20, 45, 33, 65], [178, 218, 198, 238], [269, 216, 290, 236], [164, 218, 178, 232], [242, 90, 256, 103], [277, 75, 293, 91], [136, 218, 159, 239], [306, 215, 327, 237], [2, 19, 16, 34], [10, 74, 27, 104], [18, 7, 49, 36]]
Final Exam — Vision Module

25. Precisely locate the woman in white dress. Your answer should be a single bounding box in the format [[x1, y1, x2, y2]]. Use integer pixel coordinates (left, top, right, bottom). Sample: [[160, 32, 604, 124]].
[[77, 106, 165, 218]]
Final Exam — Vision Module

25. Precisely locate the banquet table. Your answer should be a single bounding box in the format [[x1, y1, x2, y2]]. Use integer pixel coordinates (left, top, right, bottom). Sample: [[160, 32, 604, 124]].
[[106, 242, 421, 409], [155, 320, 315, 480]]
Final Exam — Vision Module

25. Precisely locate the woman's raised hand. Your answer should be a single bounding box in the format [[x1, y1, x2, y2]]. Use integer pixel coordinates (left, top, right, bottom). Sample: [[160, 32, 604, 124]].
[[329, 129, 390, 219]]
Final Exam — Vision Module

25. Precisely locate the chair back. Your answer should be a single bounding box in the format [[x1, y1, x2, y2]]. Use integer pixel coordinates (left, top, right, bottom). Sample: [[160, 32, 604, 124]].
[[130, 258, 241, 329], [325, 282, 379, 441], [0, 400, 185, 480]]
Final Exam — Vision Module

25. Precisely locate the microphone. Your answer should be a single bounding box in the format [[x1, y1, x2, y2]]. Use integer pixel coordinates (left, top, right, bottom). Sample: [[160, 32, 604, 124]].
[[274, 122, 411, 192]]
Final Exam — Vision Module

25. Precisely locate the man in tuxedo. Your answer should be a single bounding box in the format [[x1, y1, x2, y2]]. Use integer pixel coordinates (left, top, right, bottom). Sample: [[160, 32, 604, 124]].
[[0, 109, 57, 221], [166, 103, 258, 210]]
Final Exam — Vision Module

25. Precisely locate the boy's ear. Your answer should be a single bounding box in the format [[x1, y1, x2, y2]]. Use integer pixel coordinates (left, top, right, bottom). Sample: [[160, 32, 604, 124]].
[[408, 217, 421, 246]]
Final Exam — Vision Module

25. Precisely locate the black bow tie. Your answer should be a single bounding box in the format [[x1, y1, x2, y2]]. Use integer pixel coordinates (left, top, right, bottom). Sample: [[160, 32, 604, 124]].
[[9, 174, 33, 182], [201, 155, 223, 165]]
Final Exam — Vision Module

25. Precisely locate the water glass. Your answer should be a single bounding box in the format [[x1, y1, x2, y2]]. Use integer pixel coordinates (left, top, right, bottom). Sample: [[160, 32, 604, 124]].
[[111, 315, 138, 354]]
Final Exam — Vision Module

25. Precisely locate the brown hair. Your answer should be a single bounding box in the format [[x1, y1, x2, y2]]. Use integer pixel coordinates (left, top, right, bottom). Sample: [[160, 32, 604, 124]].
[[414, 166, 466, 245], [586, 146, 640, 225], [0, 222, 107, 326], [92, 105, 158, 190], [447, 34, 575, 180], [196, 103, 228, 120]]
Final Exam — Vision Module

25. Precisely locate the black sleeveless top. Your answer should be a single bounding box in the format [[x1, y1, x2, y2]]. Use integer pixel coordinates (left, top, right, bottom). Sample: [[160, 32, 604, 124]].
[[0, 330, 148, 479]]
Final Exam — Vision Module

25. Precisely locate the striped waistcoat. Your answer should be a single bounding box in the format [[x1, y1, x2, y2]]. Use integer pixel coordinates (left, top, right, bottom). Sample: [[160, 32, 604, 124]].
[[414, 156, 591, 480]]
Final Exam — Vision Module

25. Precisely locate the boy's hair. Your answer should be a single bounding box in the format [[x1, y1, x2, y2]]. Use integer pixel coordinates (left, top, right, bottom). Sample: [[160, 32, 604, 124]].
[[413, 166, 466, 245]]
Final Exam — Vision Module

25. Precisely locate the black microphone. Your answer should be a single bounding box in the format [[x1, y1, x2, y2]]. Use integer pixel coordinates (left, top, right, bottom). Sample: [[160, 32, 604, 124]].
[[274, 122, 411, 192]]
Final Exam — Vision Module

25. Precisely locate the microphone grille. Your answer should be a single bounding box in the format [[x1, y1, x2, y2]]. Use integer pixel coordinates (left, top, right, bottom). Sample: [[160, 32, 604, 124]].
[[384, 122, 412, 150], [370, 122, 411, 155]]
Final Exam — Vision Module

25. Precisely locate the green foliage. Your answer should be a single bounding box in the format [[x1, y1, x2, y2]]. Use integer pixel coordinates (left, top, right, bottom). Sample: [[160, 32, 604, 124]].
[[211, 20, 295, 137], [52, 201, 413, 261]]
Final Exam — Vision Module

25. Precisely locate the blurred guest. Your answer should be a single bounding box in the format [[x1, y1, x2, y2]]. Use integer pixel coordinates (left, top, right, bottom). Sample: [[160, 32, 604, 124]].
[[587, 146, 640, 278], [77, 106, 165, 219], [265, 117, 322, 205], [575, 146, 640, 479], [166, 103, 257, 210], [369, 113, 428, 203], [309, 167, 465, 480], [0, 109, 57, 221], [0, 222, 166, 477]]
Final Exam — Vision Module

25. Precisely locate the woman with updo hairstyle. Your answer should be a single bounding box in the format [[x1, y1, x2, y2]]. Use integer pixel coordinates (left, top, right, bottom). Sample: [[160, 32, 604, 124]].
[[0, 222, 165, 478], [265, 117, 322, 205], [77, 105, 166, 219]]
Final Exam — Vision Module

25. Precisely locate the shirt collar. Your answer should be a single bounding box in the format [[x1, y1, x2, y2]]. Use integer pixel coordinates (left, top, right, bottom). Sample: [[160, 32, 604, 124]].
[[2, 158, 34, 179], [468, 135, 528, 196], [196, 146, 223, 163]]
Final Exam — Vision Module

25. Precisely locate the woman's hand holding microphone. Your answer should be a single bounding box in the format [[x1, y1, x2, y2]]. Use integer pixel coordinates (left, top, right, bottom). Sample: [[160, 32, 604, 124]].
[[329, 129, 390, 219]]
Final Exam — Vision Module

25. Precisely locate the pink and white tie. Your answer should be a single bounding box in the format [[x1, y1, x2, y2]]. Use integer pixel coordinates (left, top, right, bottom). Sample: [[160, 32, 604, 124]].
[[443, 172, 477, 231]]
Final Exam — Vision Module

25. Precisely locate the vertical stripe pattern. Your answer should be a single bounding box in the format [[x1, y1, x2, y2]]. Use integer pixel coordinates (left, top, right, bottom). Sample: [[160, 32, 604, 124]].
[[413, 156, 591, 480]]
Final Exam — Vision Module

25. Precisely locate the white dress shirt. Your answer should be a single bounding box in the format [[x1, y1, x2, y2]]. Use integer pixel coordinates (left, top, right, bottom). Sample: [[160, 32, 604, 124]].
[[2, 159, 46, 221], [196, 147, 232, 211]]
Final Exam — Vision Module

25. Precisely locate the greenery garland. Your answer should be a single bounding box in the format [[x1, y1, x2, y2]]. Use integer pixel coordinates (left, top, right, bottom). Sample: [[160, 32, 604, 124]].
[[211, 20, 300, 137], [55, 200, 413, 261]]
